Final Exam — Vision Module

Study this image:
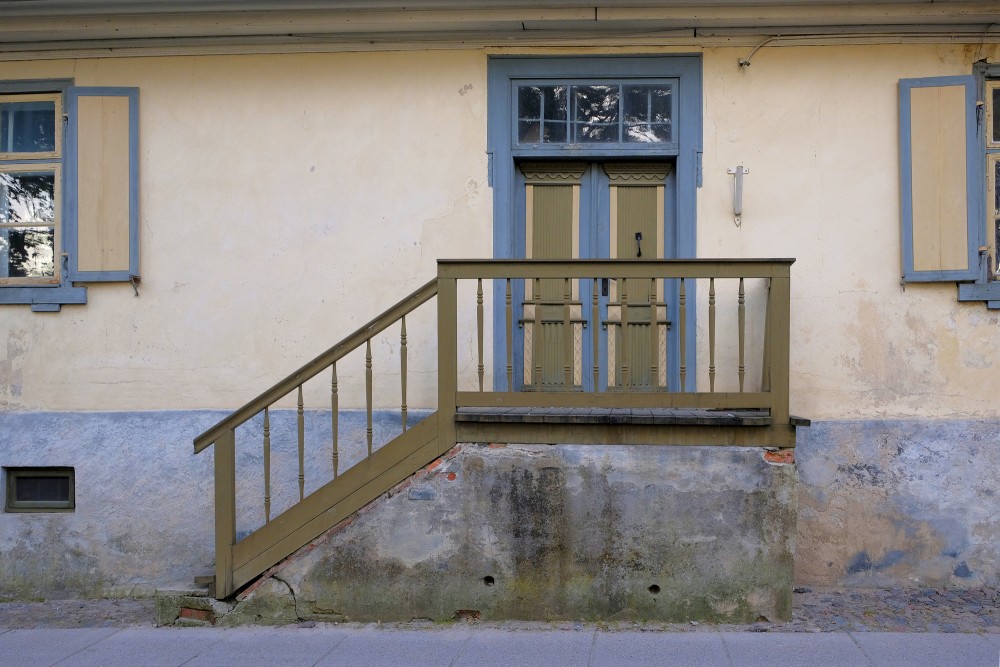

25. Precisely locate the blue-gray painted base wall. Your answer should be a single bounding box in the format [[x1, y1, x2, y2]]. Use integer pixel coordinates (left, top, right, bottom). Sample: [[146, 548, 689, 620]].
[[796, 419, 1000, 587], [0, 412, 997, 600]]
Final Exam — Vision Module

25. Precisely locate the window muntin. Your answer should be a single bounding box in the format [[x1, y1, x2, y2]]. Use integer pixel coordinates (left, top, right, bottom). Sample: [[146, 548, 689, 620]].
[[0, 94, 60, 160], [516, 81, 675, 147], [0, 166, 60, 283]]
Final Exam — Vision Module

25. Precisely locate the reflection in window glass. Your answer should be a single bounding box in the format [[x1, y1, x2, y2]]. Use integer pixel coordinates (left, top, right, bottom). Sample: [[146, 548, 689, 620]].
[[0, 172, 55, 224], [994, 160, 1000, 276], [0, 171, 56, 279], [1, 227, 55, 277], [623, 85, 672, 143], [517, 82, 673, 145], [517, 85, 568, 143], [574, 85, 619, 143], [0, 101, 56, 154]]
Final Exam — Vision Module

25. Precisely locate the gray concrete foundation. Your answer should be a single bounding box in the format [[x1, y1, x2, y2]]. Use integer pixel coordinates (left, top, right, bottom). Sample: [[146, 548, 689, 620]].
[[246, 443, 796, 623]]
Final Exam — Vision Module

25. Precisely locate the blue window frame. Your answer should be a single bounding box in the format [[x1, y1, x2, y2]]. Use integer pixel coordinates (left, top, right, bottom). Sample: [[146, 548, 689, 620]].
[[0, 80, 139, 312]]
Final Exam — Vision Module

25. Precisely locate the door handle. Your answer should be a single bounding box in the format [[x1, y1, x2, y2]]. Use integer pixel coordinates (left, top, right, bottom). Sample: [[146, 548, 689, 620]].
[[635, 232, 642, 258]]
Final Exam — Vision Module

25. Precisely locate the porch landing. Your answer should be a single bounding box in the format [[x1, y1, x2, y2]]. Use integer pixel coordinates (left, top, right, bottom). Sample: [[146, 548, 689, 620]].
[[454, 407, 808, 448]]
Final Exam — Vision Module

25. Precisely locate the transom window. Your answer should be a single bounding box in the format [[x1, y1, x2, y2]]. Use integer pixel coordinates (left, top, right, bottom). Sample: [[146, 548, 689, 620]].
[[0, 93, 61, 286], [516, 81, 676, 147]]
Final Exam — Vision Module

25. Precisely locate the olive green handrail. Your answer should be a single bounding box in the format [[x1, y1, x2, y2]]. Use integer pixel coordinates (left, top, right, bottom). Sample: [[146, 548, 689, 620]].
[[193, 278, 437, 453]]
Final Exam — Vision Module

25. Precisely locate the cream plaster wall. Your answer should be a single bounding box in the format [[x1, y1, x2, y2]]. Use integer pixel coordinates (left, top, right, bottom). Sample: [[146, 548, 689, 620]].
[[0, 51, 491, 412], [699, 43, 1000, 420], [1, 44, 998, 419]]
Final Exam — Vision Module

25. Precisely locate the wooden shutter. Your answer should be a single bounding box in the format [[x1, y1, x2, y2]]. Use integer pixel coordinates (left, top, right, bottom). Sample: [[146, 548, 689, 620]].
[[66, 87, 139, 282], [899, 76, 980, 282]]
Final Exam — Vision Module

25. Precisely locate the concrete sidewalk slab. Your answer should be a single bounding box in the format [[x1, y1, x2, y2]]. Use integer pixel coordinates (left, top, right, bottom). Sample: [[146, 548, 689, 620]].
[[851, 632, 998, 667], [455, 629, 594, 667], [720, 632, 868, 667], [53, 628, 222, 667], [590, 631, 729, 667], [182, 627, 350, 667], [315, 626, 471, 667], [0, 628, 119, 667]]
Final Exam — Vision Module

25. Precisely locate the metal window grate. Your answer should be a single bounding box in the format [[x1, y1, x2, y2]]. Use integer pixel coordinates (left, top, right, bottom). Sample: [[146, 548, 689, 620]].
[[4, 467, 74, 512]]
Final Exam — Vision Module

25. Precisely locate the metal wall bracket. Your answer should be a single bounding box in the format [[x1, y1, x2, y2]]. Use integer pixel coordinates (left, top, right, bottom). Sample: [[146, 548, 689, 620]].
[[727, 166, 749, 226]]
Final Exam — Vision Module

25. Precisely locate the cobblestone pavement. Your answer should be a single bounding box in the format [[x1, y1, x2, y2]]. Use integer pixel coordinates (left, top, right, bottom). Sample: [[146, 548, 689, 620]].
[[0, 587, 997, 633]]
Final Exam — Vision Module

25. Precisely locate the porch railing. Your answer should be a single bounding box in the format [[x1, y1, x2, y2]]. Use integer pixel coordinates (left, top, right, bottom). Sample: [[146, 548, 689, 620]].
[[194, 258, 793, 598], [438, 258, 792, 425]]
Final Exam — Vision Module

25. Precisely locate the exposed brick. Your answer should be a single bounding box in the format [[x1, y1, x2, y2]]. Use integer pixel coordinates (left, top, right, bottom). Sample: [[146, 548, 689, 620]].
[[425, 458, 444, 471], [179, 607, 213, 623], [488, 443, 506, 449], [764, 449, 795, 465], [446, 472, 457, 481]]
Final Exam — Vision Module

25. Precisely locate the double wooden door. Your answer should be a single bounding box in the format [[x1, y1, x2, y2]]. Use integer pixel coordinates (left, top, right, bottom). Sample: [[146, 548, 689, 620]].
[[517, 161, 673, 391]]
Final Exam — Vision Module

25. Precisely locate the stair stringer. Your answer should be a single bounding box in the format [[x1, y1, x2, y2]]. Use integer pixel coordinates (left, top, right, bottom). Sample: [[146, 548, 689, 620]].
[[228, 412, 445, 594]]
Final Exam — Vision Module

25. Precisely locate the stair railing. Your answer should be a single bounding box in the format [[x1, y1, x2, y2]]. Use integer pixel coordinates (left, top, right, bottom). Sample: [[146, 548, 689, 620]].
[[193, 278, 437, 597]]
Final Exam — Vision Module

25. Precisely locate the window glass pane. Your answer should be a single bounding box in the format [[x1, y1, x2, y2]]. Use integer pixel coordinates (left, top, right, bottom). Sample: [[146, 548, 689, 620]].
[[995, 160, 1000, 217], [0, 172, 55, 224], [518, 86, 542, 120], [517, 86, 568, 144], [1, 227, 55, 277], [542, 86, 567, 121], [573, 85, 619, 143], [0, 100, 56, 154], [623, 85, 672, 143], [993, 88, 1000, 145], [14, 475, 69, 502]]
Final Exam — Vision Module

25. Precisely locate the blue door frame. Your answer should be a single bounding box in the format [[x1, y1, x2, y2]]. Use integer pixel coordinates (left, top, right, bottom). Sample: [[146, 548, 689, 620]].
[[487, 55, 703, 391]]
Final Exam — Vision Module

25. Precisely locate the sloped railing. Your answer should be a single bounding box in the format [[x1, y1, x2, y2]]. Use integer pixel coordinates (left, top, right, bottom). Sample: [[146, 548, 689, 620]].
[[193, 279, 440, 598], [195, 258, 794, 598]]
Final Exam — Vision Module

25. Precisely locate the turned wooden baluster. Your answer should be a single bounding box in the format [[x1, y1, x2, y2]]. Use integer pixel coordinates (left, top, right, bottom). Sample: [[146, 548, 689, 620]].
[[263, 406, 271, 523], [649, 277, 658, 389], [532, 277, 542, 389], [400, 316, 408, 432], [505, 278, 513, 391], [331, 362, 339, 478], [365, 338, 373, 457], [297, 385, 305, 501], [620, 277, 630, 388], [708, 278, 716, 393], [592, 278, 599, 391], [738, 277, 746, 392], [477, 278, 485, 392], [563, 277, 572, 387], [679, 278, 687, 390]]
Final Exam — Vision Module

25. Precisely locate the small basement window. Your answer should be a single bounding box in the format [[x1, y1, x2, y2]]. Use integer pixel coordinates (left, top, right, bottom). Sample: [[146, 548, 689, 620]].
[[4, 467, 74, 512]]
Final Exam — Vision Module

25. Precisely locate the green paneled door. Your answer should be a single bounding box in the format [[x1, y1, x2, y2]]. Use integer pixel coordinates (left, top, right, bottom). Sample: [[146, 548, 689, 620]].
[[519, 162, 672, 392], [521, 163, 585, 390], [607, 164, 672, 390]]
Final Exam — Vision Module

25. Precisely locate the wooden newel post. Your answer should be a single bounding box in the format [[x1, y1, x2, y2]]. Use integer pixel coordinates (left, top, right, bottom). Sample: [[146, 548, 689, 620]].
[[437, 272, 458, 450], [766, 268, 791, 426], [214, 428, 236, 599]]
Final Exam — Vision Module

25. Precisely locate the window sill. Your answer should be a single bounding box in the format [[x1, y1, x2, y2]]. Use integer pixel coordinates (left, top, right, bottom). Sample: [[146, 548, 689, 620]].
[[957, 282, 1000, 309], [0, 285, 88, 311]]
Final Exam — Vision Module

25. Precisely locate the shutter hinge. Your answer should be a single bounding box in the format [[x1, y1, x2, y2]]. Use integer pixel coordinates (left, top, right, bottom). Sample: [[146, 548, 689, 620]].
[[129, 274, 141, 297]]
